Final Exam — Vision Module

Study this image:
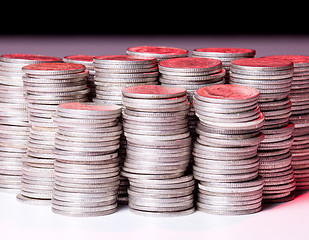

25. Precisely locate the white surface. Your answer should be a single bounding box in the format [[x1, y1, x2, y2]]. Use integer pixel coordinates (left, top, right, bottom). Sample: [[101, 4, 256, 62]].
[[0, 190, 308, 240]]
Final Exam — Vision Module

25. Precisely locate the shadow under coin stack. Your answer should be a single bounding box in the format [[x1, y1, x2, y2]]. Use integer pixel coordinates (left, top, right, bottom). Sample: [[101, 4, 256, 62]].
[[192, 47, 256, 82], [93, 55, 159, 204], [17, 63, 89, 205], [126, 46, 189, 62], [158, 57, 225, 153], [230, 58, 296, 202], [0, 54, 62, 193], [193, 84, 265, 215], [121, 85, 195, 216], [52, 102, 122, 217], [261, 55, 309, 190], [63, 55, 96, 101]]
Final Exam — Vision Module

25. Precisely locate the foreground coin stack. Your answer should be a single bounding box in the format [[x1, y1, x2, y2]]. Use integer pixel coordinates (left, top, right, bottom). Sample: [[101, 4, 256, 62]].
[[192, 47, 256, 82], [193, 84, 265, 215], [17, 62, 89, 204], [230, 58, 296, 201], [0, 54, 62, 192], [63, 55, 96, 101], [121, 85, 195, 216], [52, 102, 122, 217], [261, 55, 309, 190], [126, 45, 189, 62]]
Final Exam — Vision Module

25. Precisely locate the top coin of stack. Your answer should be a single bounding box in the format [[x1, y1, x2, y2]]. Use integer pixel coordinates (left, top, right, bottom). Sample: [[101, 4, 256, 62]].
[[93, 55, 159, 106], [192, 47, 256, 82], [0, 54, 62, 192], [126, 46, 189, 62], [63, 55, 96, 101]]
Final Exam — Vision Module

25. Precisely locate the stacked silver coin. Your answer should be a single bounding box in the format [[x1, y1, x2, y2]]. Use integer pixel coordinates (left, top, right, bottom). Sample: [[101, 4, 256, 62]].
[[126, 45, 189, 62], [93, 55, 159, 204], [230, 58, 296, 201], [63, 55, 96, 101], [158, 57, 225, 141], [17, 62, 89, 205], [193, 84, 265, 215], [261, 55, 309, 190], [93, 55, 159, 105], [192, 47, 256, 82], [121, 85, 195, 216], [0, 54, 62, 192], [52, 102, 122, 217]]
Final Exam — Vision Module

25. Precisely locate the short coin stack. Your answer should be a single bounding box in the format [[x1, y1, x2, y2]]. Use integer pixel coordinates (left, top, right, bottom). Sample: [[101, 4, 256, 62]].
[[0, 54, 61, 192], [193, 84, 265, 215], [52, 102, 122, 217], [261, 55, 309, 190], [192, 47, 256, 82], [126, 46, 189, 62], [230, 58, 296, 201], [93, 55, 159, 105], [17, 62, 89, 205], [63, 55, 96, 101], [121, 85, 195, 216], [158, 57, 225, 146]]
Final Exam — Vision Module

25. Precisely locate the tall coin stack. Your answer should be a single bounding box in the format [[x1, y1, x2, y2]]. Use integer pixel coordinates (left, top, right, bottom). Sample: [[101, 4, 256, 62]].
[[121, 85, 195, 216], [0, 54, 62, 192], [93, 55, 159, 204], [52, 102, 122, 217], [126, 46, 189, 62], [230, 58, 296, 201], [192, 47, 256, 82], [261, 55, 309, 190], [193, 84, 265, 215], [17, 62, 89, 205], [158, 57, 225, 144], [63, 55, 96, 101]]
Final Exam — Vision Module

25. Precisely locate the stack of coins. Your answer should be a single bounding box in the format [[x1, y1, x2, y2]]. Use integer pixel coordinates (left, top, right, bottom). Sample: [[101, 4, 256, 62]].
[[261, 55, 309, 190], [121, 85, 195, 216], [93, 55, 159, 204], [93, 55, 158, 105], [17, 62, 89, 205], [0, 54, 62, 192], [126, 46, 189, 62], [52, 102, 122, 217], [158, 57, 225, 155], [193, 84, 265, 215], [230, 58, 296, 201], [63, 55, 96, 101], [192, 47, 256, 82]]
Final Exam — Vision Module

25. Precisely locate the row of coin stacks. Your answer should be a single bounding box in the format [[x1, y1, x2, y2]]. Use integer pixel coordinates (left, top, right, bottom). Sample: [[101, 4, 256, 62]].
[[0, 48, 308, 217]]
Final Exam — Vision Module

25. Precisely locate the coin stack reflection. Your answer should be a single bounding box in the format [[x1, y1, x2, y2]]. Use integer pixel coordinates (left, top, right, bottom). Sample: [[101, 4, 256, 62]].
[[121, 85, 195, 216], [192, 47, 256, 82], [193, 84, 265, 215], [230, 58, 296, 202], [63, 55, 96, 101], [17, 62, 89, 205], [0, 54, 62, 192], [52, 102, 122, 217], [261, 55, 309, 190]]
